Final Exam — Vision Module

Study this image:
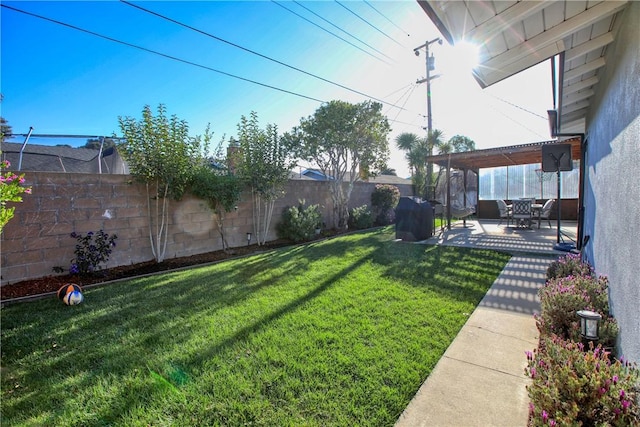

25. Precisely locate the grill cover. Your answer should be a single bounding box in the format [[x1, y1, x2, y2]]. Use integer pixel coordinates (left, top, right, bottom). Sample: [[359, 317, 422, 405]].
[[395, 197, 433, 241]]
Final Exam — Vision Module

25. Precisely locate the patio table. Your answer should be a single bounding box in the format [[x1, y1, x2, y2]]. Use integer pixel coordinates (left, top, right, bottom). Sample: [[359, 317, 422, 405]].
[[507, 203, 543, 228]]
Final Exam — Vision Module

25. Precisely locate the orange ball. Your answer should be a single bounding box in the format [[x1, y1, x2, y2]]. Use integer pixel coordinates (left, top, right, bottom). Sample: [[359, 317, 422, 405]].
[[57, 283, 83, 301]]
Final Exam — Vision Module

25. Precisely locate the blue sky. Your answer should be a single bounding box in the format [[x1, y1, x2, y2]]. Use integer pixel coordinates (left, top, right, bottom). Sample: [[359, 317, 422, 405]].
[[1, 1, 553, 177]]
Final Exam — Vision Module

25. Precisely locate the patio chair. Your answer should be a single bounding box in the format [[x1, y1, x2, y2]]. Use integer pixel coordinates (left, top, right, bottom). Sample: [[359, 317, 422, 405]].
[[512, 199, 533, 228], [538, 199, 555, 228], [496, 199, 512, 226]]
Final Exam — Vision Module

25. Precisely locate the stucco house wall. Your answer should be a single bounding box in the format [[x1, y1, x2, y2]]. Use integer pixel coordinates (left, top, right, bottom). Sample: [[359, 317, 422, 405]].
[[582, 1, 640, 363]]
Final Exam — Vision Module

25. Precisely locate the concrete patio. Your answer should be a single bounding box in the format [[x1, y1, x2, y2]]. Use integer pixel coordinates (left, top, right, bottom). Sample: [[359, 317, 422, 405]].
[[427, 218, 578, 255], [395, 219, 577, 427]]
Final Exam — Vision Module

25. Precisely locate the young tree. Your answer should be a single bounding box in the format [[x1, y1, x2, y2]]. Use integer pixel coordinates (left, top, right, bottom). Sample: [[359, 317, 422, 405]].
[[234, 111, 294, 245], [118, 104, 203, 262], [189, 136, 243, 252], [286, 100, 390, 229]]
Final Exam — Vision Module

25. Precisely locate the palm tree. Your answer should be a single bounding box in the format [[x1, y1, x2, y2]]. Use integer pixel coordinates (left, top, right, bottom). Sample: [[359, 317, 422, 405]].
[[395, 132, 419, 176], [425, 129, 445, 199], [408, 139, 430, 198]]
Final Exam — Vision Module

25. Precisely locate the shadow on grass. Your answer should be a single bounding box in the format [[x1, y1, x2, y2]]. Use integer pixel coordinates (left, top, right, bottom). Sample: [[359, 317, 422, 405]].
[[0, 228, 509, 425], [0, 231, 382, 423]]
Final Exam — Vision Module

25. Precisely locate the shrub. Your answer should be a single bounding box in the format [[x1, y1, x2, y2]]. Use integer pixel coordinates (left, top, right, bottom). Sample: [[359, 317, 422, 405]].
[[536, 274, 617, 346], [276, 199, 322, 243], [348, 205, 373, 230], [0, 159, 32, 233], [70, 230, 118, 275], [526, 335, 640, 426], [546, 253, 593, 280], [371, 184, 400, 225]]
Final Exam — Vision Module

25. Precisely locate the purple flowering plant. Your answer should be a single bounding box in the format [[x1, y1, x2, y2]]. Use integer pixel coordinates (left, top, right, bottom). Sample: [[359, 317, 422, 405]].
[[546, 253, 593, 280], [536, 273, 618, 346], [70, 229, 118, 275], [526, 335, 639, 426]]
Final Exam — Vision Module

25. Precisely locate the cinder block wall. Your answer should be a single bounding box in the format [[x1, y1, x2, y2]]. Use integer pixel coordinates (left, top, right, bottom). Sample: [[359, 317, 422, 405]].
[[0, 172, 411, 285]]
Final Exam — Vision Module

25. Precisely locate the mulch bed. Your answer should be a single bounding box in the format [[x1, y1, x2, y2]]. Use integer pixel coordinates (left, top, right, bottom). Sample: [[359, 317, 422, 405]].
[[0, 239, 298, 301]]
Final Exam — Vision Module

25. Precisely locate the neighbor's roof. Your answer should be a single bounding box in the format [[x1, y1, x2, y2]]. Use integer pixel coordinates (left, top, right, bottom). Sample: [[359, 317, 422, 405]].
[[1, 142, 102, 173], [290, 170, 411, 185], [425, 137, 582, 171], [418, 0, 629, 135]]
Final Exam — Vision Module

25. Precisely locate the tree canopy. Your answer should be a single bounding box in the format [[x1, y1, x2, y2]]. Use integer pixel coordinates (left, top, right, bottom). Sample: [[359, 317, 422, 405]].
[[286, 99, 390, 228], [234, 111, 295, 245], [117, 104, 206, 262]]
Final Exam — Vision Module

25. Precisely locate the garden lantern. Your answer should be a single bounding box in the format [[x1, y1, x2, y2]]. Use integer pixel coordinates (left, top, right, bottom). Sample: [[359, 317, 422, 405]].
[[577, 310, 601, 342], [246, 232, 252, 246]]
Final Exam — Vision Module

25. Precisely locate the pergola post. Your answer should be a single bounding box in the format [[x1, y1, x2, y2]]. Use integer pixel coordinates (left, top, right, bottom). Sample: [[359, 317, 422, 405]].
[[446, 156, 451, 230]]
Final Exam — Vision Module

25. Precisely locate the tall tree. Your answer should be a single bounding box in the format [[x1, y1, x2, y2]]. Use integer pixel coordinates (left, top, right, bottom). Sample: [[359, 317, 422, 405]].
[[425, 129, 445, 199], [286, 100, 390, 229], [118, 104, 204, 262], [447, 134, 476, 153], [395, 132, 419, 177], [395, 132, 422, 196], [234, 111, 294, 245]]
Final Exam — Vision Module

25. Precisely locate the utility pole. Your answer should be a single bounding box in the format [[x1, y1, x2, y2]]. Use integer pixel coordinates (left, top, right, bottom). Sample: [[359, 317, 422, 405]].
[[414, 37, 442, 199]]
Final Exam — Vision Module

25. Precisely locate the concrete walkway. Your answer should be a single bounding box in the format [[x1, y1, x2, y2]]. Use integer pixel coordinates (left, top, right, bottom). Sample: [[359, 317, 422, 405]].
[[396, 220, 572, 427]]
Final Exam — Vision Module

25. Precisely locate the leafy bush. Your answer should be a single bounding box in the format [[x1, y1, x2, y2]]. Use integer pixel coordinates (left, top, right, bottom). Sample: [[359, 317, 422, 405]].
[[0, 159, 32, 233], [526, 335, 640, 426], [277, 200, 322, 243], [189, 165, 243, 251], [546, 253, 593, 280], [536, 274, 618, 346], [371, 184, 400, 225], [70, 230, 118, 275], [348, 205, 374, 230]]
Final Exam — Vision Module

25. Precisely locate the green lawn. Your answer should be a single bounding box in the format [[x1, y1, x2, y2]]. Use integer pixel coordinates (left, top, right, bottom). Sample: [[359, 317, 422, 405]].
[[1, 227, 510, 426]]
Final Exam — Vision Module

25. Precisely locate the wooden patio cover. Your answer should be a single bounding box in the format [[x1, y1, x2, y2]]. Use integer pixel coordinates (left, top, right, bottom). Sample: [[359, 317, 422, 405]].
[[425, 137, 582, 171]]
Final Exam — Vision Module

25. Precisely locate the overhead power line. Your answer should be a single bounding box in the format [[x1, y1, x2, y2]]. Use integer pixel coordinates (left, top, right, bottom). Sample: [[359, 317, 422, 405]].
[[490, 94, 548, 120], [488, 103, 546, 139], [120, 0, 402, 110], [1, 3, 325, 103], [291, 1, 393, 61], [334, 1, 403, 48], [271, 0, 390, 65], [390, 84, 418, 124], [383, 83, 414, 99], [364, 1, 410, 38]]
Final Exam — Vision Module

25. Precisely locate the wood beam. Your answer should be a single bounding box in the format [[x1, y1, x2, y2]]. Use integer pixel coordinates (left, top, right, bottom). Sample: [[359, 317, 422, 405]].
[[478, 41, 564, 86], [564, 57, 606, 81], [480, 1, 626, 75], [563, 89, 594, 104], [561, 100, 590, 114], [563, 76, 599, 95], [564, 32, 614, 61], [561, 108, 589, 124], [465, 1, 549, 43]]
